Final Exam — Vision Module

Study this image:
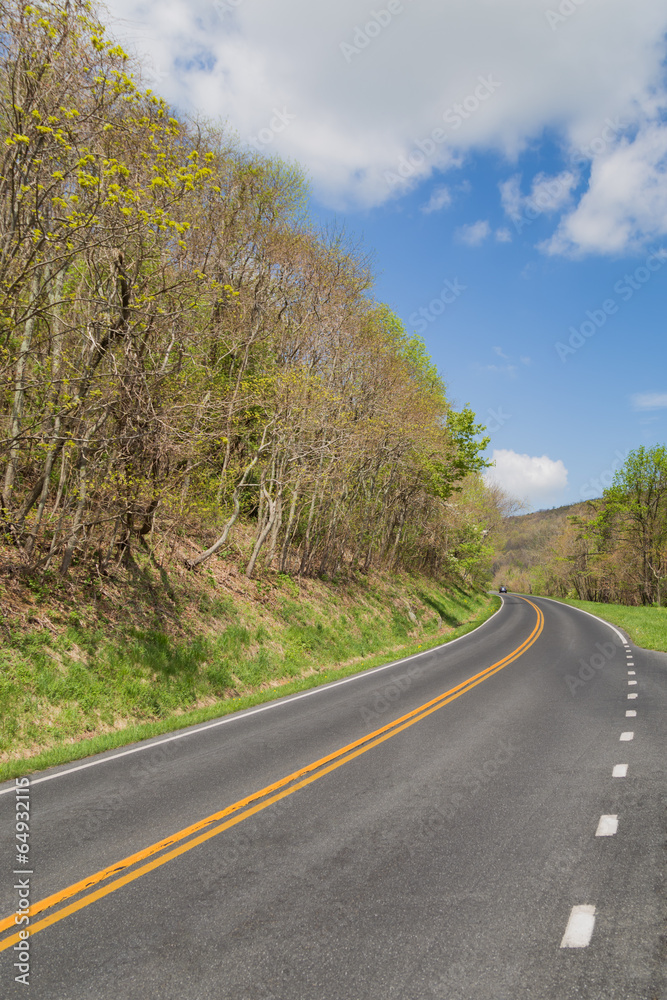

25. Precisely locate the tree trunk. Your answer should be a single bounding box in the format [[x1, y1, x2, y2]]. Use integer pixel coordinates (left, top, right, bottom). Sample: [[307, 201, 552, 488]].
[[2, 273, 40, 513]]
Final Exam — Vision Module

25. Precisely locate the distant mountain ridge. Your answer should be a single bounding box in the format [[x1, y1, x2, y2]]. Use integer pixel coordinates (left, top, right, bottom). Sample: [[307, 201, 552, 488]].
[[491, 500, 593, 593]]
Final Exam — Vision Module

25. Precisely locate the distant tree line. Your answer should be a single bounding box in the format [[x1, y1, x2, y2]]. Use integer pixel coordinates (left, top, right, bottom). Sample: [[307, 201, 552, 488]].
[[495, 446, 667, 606], [0, 0, 507, 584]]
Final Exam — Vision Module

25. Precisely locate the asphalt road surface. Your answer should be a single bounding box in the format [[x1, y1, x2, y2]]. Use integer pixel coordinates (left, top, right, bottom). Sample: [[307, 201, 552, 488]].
[[0, 594, 665, 999]]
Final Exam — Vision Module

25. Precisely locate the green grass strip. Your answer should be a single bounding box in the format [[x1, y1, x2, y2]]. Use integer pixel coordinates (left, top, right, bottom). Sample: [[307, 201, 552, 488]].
[[0, 596, 500, 782], [551, 597, 667, 653]]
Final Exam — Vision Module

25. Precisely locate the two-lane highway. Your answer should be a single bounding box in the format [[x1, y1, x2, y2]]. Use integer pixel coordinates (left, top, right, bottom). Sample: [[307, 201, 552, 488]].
[[1, 595, 665, 998]]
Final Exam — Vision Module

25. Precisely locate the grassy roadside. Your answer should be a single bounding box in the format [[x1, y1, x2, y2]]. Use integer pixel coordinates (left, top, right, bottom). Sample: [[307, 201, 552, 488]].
[[0, 556, 499, 781], [549, 597, 667, 653]]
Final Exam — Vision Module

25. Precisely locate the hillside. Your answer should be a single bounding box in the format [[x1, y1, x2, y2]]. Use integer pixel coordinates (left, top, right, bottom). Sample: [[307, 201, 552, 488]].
[[491, 500, 592, 594], [0, 530, 497, 779]]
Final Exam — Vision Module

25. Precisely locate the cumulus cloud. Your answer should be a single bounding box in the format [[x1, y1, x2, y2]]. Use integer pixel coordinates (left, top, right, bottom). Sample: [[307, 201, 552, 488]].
[[457, 220, 491, 246], [631, 392, 667, 410], [484, 449, 568, 506], [495, 227, 512, 242], [103, 0, 667, 221], [543, 124, 667, 256]]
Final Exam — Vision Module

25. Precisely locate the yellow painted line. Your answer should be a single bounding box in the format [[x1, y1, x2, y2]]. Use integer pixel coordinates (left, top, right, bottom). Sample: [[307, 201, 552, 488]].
[[0, 597, 543, 950], [0, 598, 541, 935]]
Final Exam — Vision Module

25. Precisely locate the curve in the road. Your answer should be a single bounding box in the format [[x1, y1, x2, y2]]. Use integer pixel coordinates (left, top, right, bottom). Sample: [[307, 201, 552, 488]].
[[0, 597, 545, 952]]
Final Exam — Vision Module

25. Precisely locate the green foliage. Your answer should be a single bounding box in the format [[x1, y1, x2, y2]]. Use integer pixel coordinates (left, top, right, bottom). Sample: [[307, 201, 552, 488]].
[[0, 573, 494, 764], [1, 1, 497, 612], [491, 446, 667, 607], [446, 406, 492, 477]]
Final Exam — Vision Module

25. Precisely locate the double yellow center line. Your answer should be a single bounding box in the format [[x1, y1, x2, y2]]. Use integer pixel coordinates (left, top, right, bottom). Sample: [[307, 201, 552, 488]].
[[0, 597, 543, 951]]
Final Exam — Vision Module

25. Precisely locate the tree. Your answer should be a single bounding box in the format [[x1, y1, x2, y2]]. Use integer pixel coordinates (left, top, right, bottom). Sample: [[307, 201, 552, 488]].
[[596, 445, 667, 605], [0, 0, 497, 588]]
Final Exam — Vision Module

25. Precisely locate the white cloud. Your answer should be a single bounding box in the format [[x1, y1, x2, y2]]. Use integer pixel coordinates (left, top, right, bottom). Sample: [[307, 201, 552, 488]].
[[530, 171, 578, 213], [500, 170, 578, 226], [499, 175, 522, 218], [457, 219, 491, 246], [421, 185, 452, 214], [103, 0, 667, 217], [495, 227, 512, 242], [484, 449, 568, 506], [631, 392, 667, 410], [543, 124, 667, 256]]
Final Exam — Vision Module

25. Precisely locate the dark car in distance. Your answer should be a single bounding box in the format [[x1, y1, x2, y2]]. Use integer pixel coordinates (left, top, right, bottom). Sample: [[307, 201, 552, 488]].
[[499, 585, 508, 594]]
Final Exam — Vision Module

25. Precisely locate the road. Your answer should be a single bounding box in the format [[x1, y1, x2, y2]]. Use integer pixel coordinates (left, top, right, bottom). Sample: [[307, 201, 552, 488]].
[[0, 594, 665, 999]]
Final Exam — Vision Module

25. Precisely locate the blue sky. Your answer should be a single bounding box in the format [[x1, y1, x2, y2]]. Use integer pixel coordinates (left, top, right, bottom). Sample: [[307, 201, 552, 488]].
[[106, 0, 667, 510]]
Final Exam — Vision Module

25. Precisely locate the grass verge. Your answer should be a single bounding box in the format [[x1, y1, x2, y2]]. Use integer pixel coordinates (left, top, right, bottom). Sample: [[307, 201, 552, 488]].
[[553, 597, 667, 653], [0, 568, 499, 782]]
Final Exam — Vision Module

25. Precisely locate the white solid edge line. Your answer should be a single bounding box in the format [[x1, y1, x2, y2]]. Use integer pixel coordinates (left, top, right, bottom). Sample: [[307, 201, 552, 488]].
[[561, 905, 596, 948], [595, 814, 618, 836], [0, 596, 510, 795], [620, 731, 634, 741], [612, 764, 628, 777], [523, 594, 628, 644]]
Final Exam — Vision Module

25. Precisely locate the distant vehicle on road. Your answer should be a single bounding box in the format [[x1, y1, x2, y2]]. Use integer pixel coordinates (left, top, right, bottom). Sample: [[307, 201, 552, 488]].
[[499, 585, 508, 594]]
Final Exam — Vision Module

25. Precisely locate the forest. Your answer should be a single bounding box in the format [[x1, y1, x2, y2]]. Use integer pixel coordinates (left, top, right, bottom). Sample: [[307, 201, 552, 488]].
[[493, 445, 667, 607], [0, 0, 511, 588]]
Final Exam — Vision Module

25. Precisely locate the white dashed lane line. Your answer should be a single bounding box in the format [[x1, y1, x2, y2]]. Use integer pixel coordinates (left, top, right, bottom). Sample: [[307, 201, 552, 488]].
[[560, 905, 597, 948], [559, 645, 642, 947], [595, 814, 619, 836]]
